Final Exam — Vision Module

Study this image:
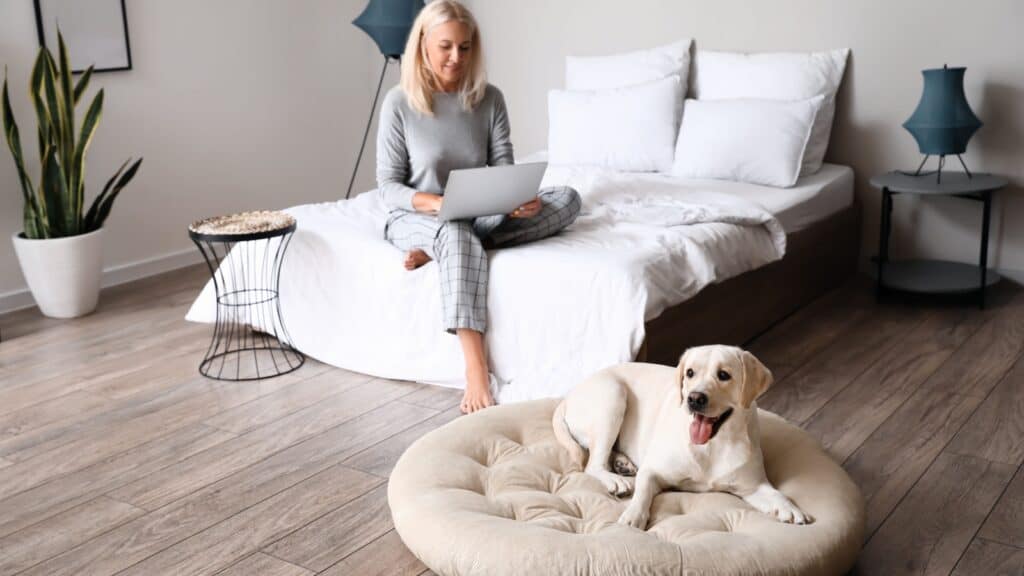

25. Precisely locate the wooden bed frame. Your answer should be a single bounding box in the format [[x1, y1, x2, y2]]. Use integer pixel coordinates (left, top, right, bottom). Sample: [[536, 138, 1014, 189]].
[[639, 200, 861, 365]]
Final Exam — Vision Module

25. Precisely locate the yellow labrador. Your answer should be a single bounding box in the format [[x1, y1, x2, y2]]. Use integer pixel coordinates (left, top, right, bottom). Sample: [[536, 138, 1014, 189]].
[[552, 345, 812, 529]]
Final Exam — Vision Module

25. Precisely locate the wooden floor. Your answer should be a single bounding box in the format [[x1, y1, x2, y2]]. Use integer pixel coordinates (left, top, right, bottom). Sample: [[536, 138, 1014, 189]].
[[0, 264, 1022, 576]]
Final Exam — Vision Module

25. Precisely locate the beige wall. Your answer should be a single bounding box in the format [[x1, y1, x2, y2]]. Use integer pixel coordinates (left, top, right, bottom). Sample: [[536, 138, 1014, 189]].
[[3, 1, 1021, 313], [0, 0, 392, 311], [469, 0, 1024, 281]]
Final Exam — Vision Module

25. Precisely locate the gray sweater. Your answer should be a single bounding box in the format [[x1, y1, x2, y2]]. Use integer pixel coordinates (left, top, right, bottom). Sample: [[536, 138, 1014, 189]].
[[375, 84, 515, 212]]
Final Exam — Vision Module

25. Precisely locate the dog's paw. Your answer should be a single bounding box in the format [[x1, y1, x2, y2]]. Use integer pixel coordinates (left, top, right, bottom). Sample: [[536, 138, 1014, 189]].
[[593, 471, 634, 497], [770, 501, 813, 525], [618, 505, 650, 530], [743, 485, 814, 525]]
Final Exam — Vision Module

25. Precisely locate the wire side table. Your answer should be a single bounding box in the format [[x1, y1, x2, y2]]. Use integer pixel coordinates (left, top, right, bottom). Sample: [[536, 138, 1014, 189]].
[[188, 211, 304, 381]]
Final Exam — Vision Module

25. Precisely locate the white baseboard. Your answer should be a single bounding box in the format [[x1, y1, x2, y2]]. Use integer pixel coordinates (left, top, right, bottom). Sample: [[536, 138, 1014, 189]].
[[0, 247, 204, 315]]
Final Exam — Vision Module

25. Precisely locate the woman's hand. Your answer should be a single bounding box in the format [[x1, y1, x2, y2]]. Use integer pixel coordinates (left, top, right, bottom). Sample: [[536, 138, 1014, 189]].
[[510, 196, 541, 218], [412, 192, 443, 215]]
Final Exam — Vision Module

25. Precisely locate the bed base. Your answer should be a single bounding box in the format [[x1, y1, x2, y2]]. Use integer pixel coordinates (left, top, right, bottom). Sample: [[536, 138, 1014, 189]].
[[639, 201, 861, 365]]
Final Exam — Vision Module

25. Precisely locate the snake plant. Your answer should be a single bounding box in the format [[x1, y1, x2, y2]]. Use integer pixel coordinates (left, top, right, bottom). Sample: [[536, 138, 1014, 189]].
[[2, 31, 142, 240]]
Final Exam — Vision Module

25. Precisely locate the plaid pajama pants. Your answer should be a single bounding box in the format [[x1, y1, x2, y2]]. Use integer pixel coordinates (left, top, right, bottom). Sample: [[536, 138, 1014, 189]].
[[384, 185, 581, 334]]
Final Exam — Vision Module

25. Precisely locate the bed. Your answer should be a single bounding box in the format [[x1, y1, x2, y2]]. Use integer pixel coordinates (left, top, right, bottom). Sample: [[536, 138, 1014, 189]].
[[185, 161, 857, 402]]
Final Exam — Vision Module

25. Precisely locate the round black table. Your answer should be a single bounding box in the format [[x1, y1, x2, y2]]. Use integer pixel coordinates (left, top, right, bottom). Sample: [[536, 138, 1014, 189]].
[[869, 171, 1008, 309], [188, 211, 304, 380]]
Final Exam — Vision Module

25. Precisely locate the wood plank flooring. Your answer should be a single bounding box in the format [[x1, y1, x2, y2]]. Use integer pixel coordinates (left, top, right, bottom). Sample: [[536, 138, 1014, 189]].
[[0, 264, 1022, 575]]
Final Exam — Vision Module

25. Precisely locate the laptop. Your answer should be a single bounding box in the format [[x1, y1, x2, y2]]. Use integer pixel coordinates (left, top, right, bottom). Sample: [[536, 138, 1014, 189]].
[[437, 162, 547, 222]]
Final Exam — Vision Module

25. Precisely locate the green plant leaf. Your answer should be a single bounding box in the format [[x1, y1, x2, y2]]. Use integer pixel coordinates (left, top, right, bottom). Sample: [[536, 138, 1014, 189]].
[[30, 49, 59, 229], [70, 62, 95, 231], [85, 157, 128, 231], [71, 89, 103, 233], [73, 65, 93, 105], [2, 73, 31, 204], [90, 157, 142, 231], [3, 72, 48, 238], [30, 51, 53, 161], [41, 50, 64, 155], [56, 29, 77, 226], [23, 202, 41, 239], [41, 146, 71, 236], [57, 31, 76, 193], [27, 189, 48, 239], [40, 48, 78, 236]]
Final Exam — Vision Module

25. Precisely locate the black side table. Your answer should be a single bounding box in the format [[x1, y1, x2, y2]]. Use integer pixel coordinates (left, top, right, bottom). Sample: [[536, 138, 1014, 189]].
[[869, 171, 1008, 309], [189, 211, 304, 380]]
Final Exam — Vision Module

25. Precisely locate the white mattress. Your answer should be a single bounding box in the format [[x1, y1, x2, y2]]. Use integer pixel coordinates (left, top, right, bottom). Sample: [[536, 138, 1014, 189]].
[[680, 163, 855, 233]]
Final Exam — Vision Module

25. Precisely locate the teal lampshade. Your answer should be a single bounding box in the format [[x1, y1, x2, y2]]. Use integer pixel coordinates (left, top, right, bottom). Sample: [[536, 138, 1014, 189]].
[[353, 0, 425, 58], [902, 66, 982, 155]]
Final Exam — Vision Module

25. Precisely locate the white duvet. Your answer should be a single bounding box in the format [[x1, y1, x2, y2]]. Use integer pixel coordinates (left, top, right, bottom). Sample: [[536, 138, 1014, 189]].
[[185, 166, 786, 402]]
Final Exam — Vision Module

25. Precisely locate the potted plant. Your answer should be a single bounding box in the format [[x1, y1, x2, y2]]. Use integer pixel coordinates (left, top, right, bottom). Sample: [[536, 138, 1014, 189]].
[[2, 32, 142, 318]]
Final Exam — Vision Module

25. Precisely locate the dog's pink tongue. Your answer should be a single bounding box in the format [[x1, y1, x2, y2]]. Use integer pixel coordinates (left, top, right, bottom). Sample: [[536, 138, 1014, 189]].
[[690, 415, 714, 445]]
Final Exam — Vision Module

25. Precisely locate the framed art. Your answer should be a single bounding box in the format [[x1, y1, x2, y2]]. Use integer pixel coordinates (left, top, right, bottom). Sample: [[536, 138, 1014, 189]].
[[33, 0, 133, 73]]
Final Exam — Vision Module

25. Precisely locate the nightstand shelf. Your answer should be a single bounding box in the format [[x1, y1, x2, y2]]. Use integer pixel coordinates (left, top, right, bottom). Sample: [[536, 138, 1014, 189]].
[[869, 171, 1008, 309], [876, 259, 1000, 294]]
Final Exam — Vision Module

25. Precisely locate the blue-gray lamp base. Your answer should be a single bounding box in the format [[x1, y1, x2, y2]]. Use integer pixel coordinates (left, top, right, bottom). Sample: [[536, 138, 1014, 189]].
[[902, 154, 974, 184]]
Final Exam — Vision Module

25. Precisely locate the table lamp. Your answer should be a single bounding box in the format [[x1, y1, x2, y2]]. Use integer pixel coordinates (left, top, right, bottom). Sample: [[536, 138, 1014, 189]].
[[346, 0, 425, 199], [902, 64, 983, 183]]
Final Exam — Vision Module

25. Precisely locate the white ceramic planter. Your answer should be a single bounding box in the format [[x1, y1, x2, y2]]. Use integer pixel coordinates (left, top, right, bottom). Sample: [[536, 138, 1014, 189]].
[[12, 228, 104, 318]]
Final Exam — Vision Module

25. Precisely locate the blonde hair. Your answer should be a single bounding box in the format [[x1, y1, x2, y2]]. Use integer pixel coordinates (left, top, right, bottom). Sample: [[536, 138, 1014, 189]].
[[400, 0, 486, 116]]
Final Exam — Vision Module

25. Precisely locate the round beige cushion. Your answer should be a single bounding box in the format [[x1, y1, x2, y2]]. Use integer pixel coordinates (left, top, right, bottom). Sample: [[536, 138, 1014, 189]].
[[389, 399, 864, 576]]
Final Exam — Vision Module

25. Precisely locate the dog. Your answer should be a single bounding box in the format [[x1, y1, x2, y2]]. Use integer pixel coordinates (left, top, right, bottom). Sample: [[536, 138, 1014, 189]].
[[552, 345, 813, 529]]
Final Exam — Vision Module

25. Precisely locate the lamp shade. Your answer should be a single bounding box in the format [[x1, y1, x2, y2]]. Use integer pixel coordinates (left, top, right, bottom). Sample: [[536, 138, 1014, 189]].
[[353, 0, 425, 58], [902, 66, 982, 156]]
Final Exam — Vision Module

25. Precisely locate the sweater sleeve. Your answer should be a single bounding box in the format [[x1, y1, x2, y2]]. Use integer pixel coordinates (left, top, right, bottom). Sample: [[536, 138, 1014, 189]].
[[488, 88, 515, 166], [375, 90, 418, 211]]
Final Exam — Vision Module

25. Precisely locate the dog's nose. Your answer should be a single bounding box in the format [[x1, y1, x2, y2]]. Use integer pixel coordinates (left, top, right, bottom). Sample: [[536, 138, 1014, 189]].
[[687, 391, 708, 411]]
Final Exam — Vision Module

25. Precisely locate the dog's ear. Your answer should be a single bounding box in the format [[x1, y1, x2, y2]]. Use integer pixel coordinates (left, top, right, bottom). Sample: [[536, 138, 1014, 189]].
[[740, 350, 773, 409], [676, 348, 692, 406]]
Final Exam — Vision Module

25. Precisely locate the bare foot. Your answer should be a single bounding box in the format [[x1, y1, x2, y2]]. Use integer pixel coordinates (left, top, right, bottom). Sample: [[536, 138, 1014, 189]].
[[404, 249, 432, 270], [461, 367, 495, 414]]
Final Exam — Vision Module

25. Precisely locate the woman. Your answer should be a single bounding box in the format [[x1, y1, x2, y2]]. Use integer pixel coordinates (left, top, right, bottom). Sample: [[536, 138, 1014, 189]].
[[377, 0, 580, 414]]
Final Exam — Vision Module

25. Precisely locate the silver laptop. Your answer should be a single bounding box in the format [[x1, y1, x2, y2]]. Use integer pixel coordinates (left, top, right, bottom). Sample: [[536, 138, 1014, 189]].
[[437, 162, 547, 222]]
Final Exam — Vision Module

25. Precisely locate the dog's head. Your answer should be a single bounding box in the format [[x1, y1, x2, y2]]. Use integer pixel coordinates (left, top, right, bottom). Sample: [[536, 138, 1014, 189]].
[[676, 345, 774, 445]]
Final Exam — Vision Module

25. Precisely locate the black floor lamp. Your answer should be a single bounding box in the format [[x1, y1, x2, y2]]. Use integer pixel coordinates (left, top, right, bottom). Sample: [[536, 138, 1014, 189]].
[[346, 0, 425, 199]]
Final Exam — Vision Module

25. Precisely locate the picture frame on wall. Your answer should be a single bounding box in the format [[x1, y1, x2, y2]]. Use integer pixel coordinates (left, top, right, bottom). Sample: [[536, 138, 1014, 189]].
[[33, 0, 133, 73]]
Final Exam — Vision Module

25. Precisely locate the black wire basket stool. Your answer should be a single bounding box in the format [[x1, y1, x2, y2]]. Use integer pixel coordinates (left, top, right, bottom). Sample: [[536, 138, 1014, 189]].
[[188, 211, 304, 381]]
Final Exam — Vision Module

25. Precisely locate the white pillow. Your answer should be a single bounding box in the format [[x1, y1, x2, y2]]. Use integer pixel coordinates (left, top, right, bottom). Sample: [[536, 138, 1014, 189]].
[[672, 96, 824, 188], [566, 39, 693, 92], [548, 76, 681, 172], [691, 49, 849, 175]]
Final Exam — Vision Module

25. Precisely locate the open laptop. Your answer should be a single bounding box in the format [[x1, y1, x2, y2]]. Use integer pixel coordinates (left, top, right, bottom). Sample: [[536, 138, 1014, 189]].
[[437, 162, 547, 222]]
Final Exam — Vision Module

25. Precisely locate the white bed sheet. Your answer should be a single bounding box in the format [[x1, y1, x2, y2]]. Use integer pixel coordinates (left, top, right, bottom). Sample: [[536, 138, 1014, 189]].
[[186, 168, 808, 402]]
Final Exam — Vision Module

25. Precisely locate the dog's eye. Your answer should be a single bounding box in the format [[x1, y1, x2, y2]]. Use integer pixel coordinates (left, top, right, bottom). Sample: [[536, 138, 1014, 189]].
[[717, 370, 731, 381], [685, 368, 694, 378]]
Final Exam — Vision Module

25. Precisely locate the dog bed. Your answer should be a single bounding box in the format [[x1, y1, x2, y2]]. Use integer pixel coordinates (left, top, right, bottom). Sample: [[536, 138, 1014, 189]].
[[388, 399, 864, 575]]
